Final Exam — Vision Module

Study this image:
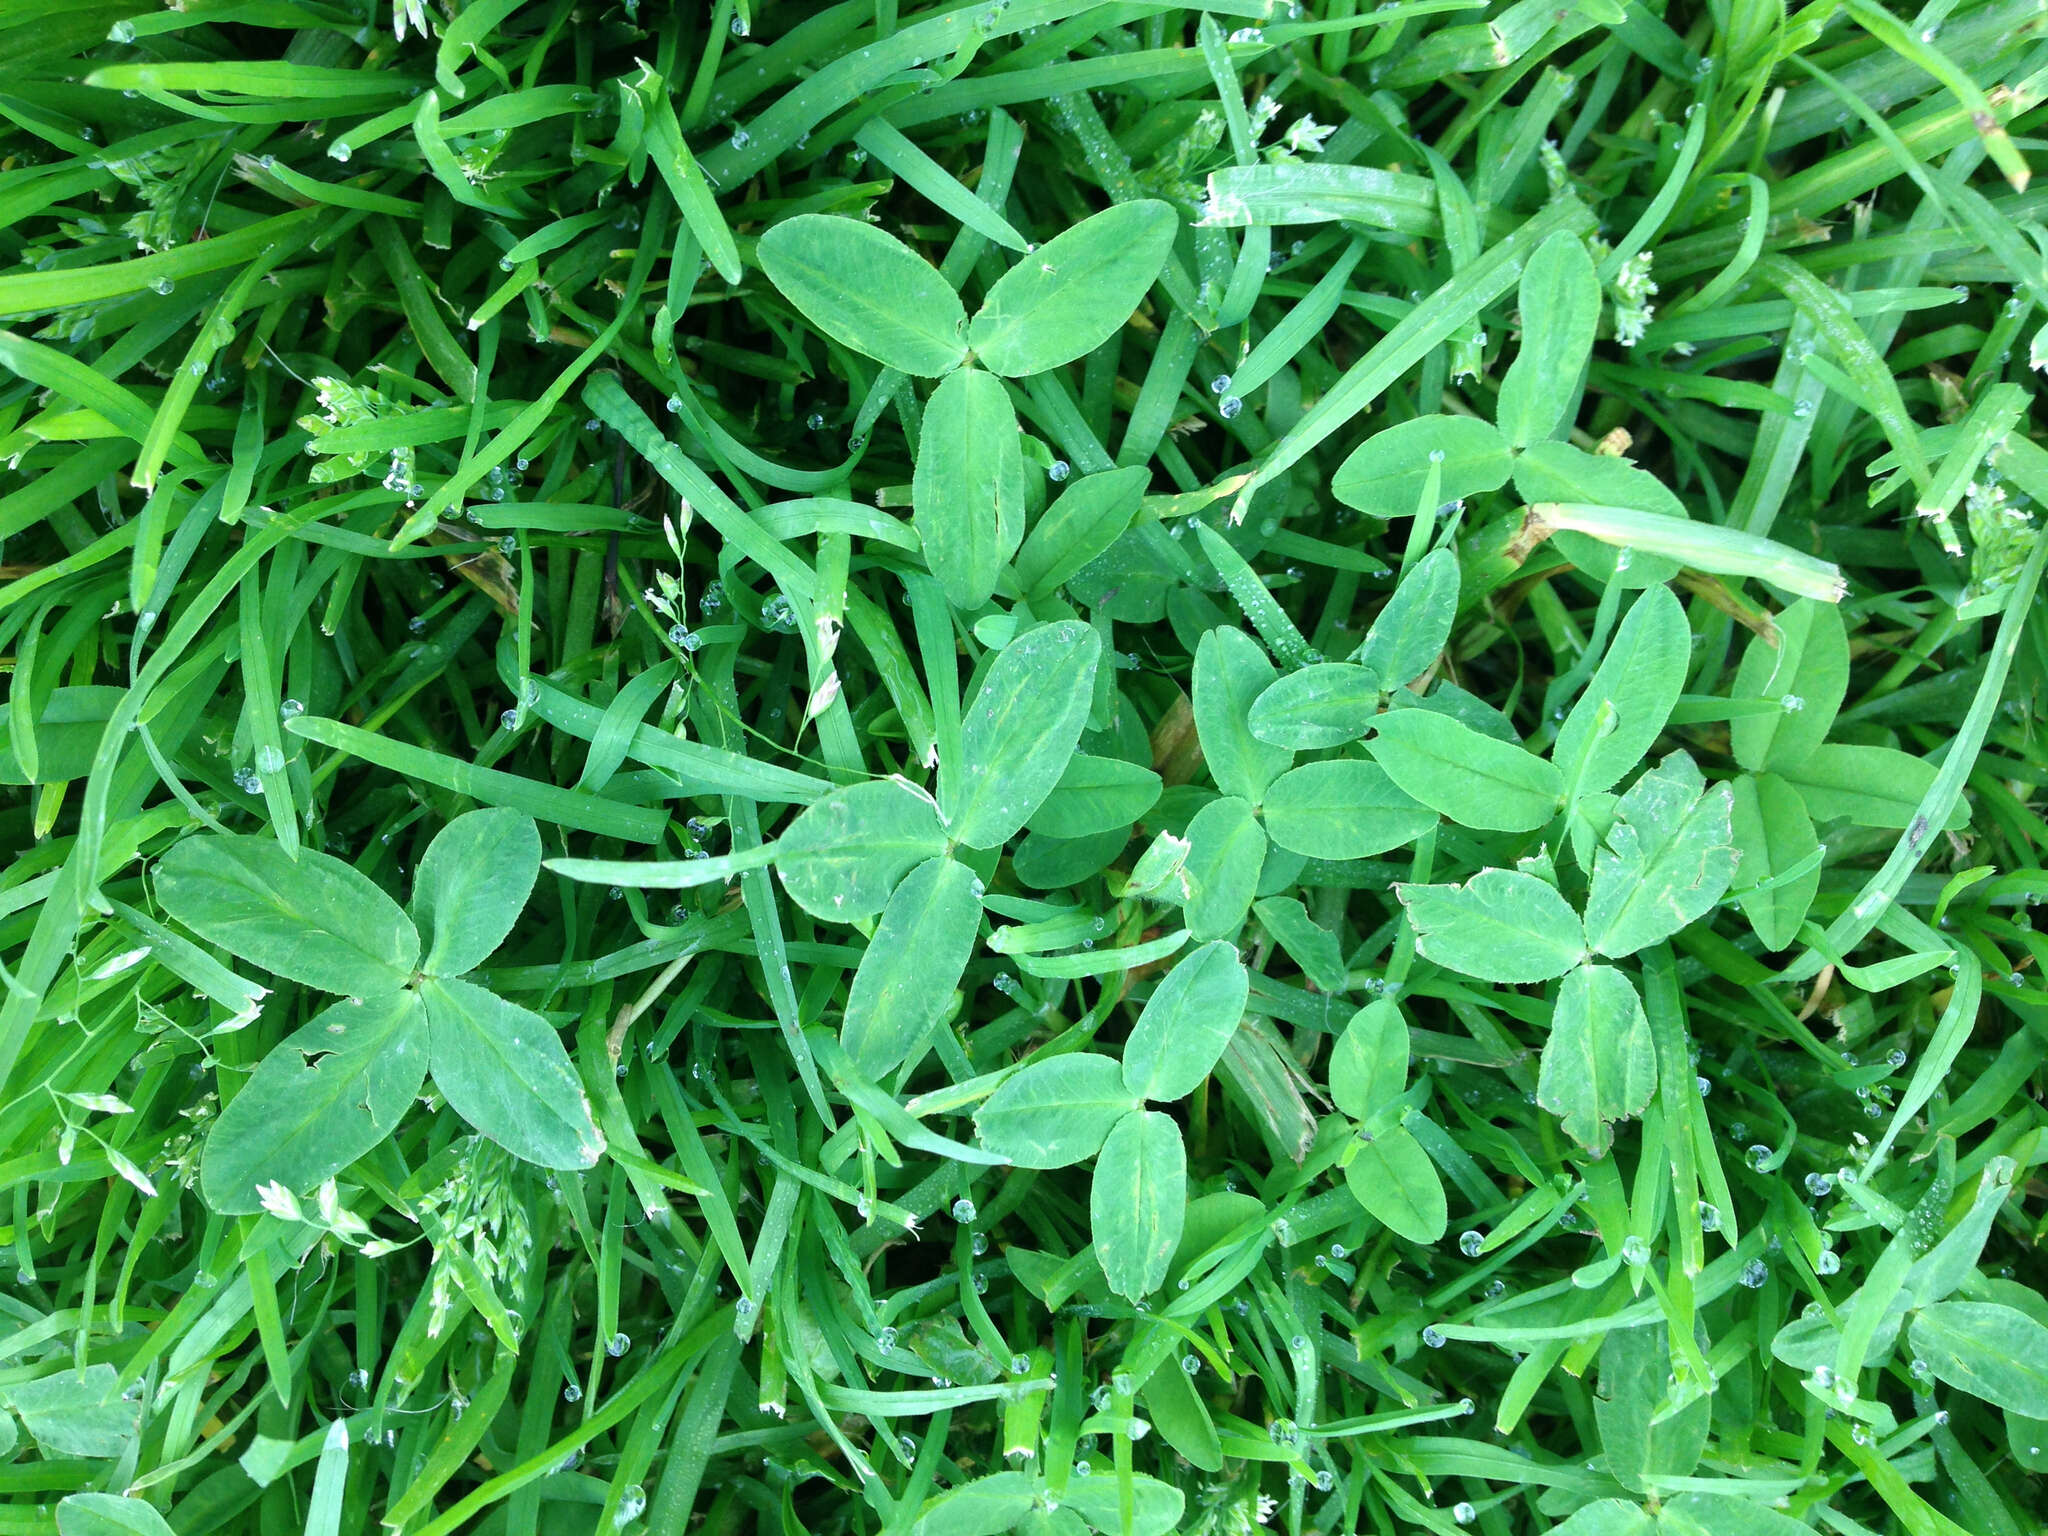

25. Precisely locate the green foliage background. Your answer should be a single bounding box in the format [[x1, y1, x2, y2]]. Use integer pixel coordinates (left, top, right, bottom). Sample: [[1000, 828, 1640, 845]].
[[2, 0, 2047, 1532]]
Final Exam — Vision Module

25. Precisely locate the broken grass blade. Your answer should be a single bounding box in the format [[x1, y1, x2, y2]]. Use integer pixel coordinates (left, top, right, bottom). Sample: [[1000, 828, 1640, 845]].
[[1518, 503, 1847, 602], [1198, 163, 1438, 238]]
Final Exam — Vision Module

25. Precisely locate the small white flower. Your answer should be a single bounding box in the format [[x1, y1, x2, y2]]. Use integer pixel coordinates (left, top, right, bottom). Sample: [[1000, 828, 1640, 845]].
[[1614, 251, 1659, 304], [1611, 252, 1659, 347], [256, 1181, 304, 1221], [1282, 116, 1336, 155]]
